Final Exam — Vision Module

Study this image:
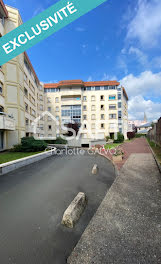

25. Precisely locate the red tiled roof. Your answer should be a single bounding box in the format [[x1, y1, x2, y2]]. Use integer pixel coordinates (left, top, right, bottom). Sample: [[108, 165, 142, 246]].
[[84, 81, 120, 87], [44, 80, 120, 88], [0, 0, 8, 17]]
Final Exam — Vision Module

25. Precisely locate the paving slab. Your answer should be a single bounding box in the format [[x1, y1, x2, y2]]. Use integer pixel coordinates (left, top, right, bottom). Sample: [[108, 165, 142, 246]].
[[68, 153, 161, 264]]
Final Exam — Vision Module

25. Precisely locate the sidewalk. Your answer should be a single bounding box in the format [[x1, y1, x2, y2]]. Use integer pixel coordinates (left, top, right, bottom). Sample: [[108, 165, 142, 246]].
[[102, 138, 151, 170], [68, 139, 161, 264]]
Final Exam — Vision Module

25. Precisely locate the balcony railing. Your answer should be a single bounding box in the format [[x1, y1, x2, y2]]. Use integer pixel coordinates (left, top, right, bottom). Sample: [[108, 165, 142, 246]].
[[0, 113, 15, 131], [26, 125, 43, 134]]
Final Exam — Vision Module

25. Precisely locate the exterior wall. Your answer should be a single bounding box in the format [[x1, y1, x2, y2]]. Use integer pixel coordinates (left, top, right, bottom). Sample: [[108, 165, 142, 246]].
[[44, 84, 128, 144], [2, 6, 25, 149]]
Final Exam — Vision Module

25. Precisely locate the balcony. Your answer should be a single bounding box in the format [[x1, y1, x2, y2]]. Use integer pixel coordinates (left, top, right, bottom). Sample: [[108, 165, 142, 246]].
[[26, 125, 43, 134], [0, 113, 15, 131]]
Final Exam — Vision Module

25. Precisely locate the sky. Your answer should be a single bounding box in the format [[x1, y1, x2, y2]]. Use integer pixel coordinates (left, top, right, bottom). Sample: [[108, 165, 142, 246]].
[[4, 0, 161, 121]]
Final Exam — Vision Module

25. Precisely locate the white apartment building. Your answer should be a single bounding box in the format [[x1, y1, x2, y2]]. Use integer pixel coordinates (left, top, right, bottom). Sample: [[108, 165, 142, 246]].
[[44, 80, 128, 147], [0, 0, 128, 150], [0, 2, 46, 151]]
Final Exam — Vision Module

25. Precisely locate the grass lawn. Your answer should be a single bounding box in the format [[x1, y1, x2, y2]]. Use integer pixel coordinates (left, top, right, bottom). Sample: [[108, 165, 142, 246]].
[[0, 151, 42, 165], [147, 139, 161, 165], [104, 143, 121, 149]]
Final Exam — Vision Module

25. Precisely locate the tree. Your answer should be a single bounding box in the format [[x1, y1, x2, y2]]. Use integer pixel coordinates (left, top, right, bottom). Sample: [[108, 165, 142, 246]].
[[127, 132, 135, 140], [67, 122, 79, 137]]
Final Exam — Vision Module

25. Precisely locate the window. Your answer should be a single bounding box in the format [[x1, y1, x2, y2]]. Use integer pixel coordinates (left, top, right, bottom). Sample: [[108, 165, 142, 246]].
[[118, 111, 122, 119], [56, 106, 59, 112], [40, 105, 43, 111], [118, 102, 122, 108], [39, 95, 43, 101], [101, 123, 104, 129], [84, 124, 87, 129], [0, 82, 3, 94], [39, 124, 44, 130], [25, 118, 29, 125], [56, 116, 59, 120], [109, 104, 116, 110], [48, 134, 52, 137], [91, 123, 95, 129], [118, 93, 121, 100], [91, 114, 96, 120], [47, 97, 51, 103], [91, 96, 95, 101], [101, 114, 105, 120], [83, 96, 87, 101], [109, 95, 116, 100], [24, 73, 27, 82], [101, 105, 104, 110], [83, 115, 87, 120], [100, 95, 104, 101], [91, 105, 95, 111], [48, 107, 51, 112], [119, 128, 122, 133], [83, 105, 87, 111], [55, 97, 59, 103], [25, 103, 28, 112], [48, 125, 52, 130], [24, 88, 28, 97], [109, 114, 116, 119], [48, 116, 52, 121]]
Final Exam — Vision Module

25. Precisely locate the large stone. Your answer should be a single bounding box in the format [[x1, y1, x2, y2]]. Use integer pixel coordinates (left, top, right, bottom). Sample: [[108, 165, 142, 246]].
[[62, 192, 87, 228], [92, 164, 98, 174]]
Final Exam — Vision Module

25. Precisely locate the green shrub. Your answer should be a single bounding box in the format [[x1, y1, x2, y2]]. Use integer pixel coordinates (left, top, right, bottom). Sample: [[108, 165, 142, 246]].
[[135, 134, 145, 138], [45, 137, 67, 145], [105, 136, 110, 142], [114, 132, 124, 143], [12, 137, 47, 152]]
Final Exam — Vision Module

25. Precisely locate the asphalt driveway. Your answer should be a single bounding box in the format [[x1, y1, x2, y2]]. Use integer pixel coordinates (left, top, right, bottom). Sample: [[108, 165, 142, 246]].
[[0, 151, 115, 264]]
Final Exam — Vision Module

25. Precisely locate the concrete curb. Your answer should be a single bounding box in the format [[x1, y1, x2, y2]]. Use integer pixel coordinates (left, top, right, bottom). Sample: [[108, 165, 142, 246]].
[[98, 152, 119, 177], [0, 148, 56, 176], [62, 192, 87, 228], [148, 143, 161, 174]]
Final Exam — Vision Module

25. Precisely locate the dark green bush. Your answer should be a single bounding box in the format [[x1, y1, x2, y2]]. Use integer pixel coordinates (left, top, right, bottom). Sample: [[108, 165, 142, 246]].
[[127, 132, 135, 140], [114, 132, 124, 143], [12, 137, 47, 152], [45, 137, 67, 145], [105, 136, 110, 142]]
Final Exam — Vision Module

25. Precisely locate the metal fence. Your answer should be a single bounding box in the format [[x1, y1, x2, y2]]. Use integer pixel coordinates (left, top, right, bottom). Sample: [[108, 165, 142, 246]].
[[148, 117, 161, 146]]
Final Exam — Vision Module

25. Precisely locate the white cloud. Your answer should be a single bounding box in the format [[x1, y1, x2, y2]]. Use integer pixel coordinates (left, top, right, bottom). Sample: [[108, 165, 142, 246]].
[[87, 76, 93, 82], [101, 73, 117, 81], [120, 70, 161, 97], [117, 56, 128, 75], [128, 46, 148, 66], [127, 0, 161, 47], [128, 95, 161, 120], [33, 6, 45, 17]]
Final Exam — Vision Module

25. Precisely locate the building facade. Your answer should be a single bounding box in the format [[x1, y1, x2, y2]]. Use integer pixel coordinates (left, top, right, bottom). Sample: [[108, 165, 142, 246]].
[[0, 2, 46, 150], [44, 80, 128, 146], [0, 0, 128, 150]]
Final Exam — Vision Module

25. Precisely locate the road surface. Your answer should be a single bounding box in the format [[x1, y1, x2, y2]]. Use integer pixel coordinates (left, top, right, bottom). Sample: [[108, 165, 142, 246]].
[[0, 151, 115, 264]]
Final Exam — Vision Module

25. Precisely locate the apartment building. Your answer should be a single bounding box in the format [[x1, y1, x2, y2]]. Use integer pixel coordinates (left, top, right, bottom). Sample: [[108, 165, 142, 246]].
[[0, 0, 128, 149], [44, 80, 128, 146], [0, 2, 46, 150]]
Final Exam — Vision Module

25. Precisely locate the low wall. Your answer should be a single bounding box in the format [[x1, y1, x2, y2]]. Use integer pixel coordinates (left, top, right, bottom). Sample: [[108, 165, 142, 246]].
[[0, 149, 56, 176]]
